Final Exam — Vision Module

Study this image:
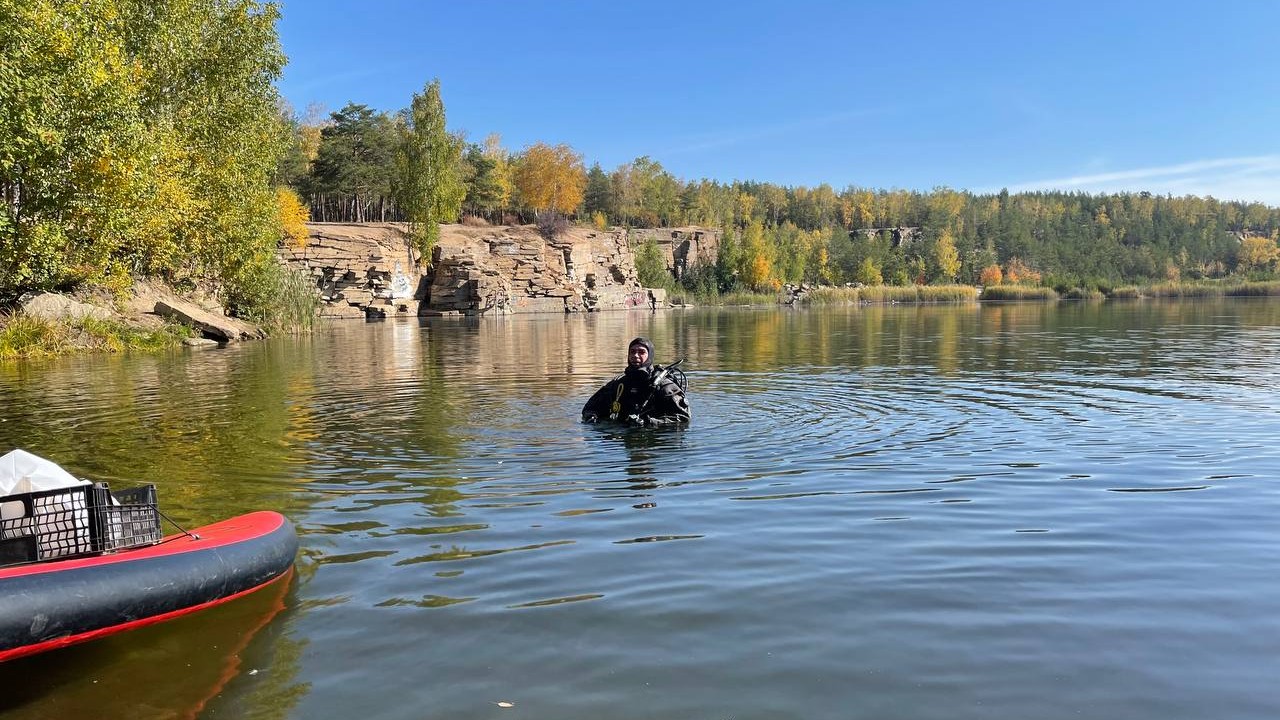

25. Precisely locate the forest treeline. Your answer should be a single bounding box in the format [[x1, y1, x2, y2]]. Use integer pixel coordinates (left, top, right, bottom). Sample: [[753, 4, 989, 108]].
[[282, 100, 1280, 293], [5, 1, 1280, 319]]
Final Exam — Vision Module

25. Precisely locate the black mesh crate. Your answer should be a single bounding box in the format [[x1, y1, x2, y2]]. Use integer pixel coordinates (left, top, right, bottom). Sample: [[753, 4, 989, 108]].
[[95, 483, 162, 552], [0, 484, 97, 564], [0, 482, 163, 567]]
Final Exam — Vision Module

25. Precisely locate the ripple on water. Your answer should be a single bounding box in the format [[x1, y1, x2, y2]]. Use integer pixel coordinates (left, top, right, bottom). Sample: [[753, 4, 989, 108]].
[[4, 303, 1280, 720]]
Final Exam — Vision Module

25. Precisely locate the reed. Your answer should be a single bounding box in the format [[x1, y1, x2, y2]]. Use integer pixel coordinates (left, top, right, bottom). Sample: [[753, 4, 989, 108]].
[[1223, 281, 1280, 297], [270, 267, 324, 332], [1107, 286, 1142, 299], [858, 285, 922, 303], [1144, 282, 1218, 298], [917, 285, 981, 302], [804, 286, 861, 305], [1059, 287, 1106, 300], [979, 285, 1059, 301], [665, 291, 693, 307], [714, 291, 782, 306]]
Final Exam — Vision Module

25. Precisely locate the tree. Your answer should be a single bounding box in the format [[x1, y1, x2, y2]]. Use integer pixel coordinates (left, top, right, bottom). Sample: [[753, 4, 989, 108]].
[[1237, 234, 1279, 271], [716, 226, 743, 291], [933, 229, 961, 281], [634, 238, 668, 288], [979, 264, 1003, 285], [277, 187, 310, 248], [739, 220, 775, 290], [310, 103, 396, 222], [854, 257, 883, 285], [1004, 257, 1041, 285], [583, 163, 613, 220], [512, 143, 586, 216], [0, 0, 288, 309], [482, 133, 512, 216], [275, 103, 312, 189], [392, 80, 464, 260], [462, 144, 504, 221]]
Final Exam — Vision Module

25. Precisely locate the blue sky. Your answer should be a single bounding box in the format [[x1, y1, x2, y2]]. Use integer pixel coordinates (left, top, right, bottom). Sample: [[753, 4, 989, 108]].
[[276, 1, 1280, 205]]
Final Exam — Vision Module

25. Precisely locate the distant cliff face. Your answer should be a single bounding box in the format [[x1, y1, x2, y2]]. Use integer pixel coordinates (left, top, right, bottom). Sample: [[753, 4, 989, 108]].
[[280, 222, 720, 318]]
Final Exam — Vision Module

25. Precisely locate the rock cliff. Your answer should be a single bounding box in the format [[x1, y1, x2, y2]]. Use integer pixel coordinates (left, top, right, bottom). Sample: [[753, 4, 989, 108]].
[[280, 222, 719, 318]]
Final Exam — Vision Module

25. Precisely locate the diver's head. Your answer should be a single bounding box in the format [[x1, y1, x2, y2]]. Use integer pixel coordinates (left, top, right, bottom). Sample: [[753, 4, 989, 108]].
[[627, 337, 654, 370]]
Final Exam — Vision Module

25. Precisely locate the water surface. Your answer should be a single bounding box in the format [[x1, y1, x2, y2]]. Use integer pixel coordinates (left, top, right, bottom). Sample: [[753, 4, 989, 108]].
[[3, 299, 1279, 719]]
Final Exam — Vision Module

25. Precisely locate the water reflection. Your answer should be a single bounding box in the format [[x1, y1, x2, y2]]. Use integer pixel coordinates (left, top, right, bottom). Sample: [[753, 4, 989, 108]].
[[1, 573, 304, 720], [0, 299, 1277, 719]]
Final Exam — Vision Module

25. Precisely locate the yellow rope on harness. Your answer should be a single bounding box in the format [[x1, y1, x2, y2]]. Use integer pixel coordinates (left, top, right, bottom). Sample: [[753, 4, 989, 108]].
[[608, 382, 626, 420]]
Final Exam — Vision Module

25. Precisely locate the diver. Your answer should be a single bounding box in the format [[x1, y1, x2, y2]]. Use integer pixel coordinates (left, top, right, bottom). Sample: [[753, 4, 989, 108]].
[[582, 337, 691, 427]]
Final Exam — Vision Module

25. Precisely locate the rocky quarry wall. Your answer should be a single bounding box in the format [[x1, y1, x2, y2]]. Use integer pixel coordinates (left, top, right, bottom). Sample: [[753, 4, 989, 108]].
[[280, 223, 719, 318]]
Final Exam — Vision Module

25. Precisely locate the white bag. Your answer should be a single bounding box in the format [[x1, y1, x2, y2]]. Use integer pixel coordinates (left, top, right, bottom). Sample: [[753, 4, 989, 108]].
[[0, 449, 92, 559], [0, 449, 88, 496]]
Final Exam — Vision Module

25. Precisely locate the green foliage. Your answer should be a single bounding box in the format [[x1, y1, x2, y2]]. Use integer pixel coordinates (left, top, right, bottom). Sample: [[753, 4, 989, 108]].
[[462, 143, 505, 220], [583, 163, 613, 218], [0, 0, 287, 315], [275, 108, 312, 188], [679, 262, 720, 296], [1058, 287, 1106, 300], [854, 257, 884, 285], [308, 103, 397, 221], [0, 312, 193, 359], [224, 262, 321, 332], [392, 79, 465, 261], [715, 227, 744, 292], [0, 314, 68, 359], [634, 238, 669, 289], [74, 316, 196, 351]]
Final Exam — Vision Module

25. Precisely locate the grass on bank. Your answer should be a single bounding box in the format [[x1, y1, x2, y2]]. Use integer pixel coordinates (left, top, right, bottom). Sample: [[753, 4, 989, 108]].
[[806, 285, 980, 303], [1108, 280, 1280, 299], [980, 285, 1060, 301], [0, 314, 196, 360], [669, 284, 981, 306], [667, 277, 1280, 308], [229, 265, 323, 333]]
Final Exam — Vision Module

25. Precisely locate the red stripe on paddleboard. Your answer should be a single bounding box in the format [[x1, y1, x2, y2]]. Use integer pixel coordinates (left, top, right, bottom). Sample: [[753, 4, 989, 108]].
[[0, 565, 294, 663], [0, 511, 286, 579]]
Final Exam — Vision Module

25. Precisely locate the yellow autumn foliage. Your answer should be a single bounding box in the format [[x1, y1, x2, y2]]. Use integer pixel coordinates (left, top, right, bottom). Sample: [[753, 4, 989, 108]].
[[1237, 235, 1279, 270], [1004, 257, 1041, 285], [512, 142, 586, 214], [276, 187, 310, 248]]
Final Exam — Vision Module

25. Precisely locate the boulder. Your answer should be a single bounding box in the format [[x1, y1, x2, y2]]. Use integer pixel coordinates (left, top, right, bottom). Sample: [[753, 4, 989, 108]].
[[19, 293, 113, 323], [154, 299, 265, 342]]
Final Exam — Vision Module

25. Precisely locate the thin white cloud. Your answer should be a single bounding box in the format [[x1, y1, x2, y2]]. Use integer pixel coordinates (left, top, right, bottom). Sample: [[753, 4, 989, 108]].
[[1003, 155, 1280, 205]]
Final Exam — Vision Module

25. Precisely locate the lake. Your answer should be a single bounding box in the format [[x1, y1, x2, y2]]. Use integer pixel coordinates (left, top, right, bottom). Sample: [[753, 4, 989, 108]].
[[3, 299, 1279, 720]]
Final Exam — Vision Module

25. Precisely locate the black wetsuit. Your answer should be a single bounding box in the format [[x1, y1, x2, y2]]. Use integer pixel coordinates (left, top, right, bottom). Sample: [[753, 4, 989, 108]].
[[581, 365, 691, 427]]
